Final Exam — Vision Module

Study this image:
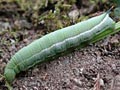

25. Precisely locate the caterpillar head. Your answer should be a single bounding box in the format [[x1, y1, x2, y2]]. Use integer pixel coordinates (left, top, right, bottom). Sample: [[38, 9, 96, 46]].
[[4, 68, 16, 84]]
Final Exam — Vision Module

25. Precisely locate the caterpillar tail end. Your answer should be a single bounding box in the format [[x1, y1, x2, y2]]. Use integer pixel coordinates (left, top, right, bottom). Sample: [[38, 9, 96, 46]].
[[106, 6, 114, 14]]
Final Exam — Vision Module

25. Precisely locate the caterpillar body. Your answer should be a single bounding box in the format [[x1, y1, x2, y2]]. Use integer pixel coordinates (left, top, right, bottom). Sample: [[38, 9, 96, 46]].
[[4, 12, 115, 84]]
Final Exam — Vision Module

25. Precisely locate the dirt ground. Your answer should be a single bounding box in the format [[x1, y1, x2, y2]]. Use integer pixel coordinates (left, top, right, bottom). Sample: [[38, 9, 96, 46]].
[[0, 0, 120, 90]]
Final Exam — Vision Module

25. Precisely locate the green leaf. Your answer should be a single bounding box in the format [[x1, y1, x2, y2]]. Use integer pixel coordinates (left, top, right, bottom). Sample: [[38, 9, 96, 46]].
[[112, 0, 120, 6], [114, 7, 120, 19]]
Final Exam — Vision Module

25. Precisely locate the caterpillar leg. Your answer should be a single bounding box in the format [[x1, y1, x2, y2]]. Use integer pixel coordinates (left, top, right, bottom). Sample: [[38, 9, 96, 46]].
[[5, 81, 13, 90], [0, 74, 13, 90], [0, 74, 4, 82]]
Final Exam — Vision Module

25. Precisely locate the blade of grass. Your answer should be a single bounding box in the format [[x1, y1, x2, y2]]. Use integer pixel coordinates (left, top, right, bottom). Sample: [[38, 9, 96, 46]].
[[91, 21, 120, 43]]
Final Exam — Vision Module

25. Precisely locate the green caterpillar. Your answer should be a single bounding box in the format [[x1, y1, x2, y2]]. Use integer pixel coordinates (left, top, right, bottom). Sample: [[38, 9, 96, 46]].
[[4, 12, 115, 85]]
